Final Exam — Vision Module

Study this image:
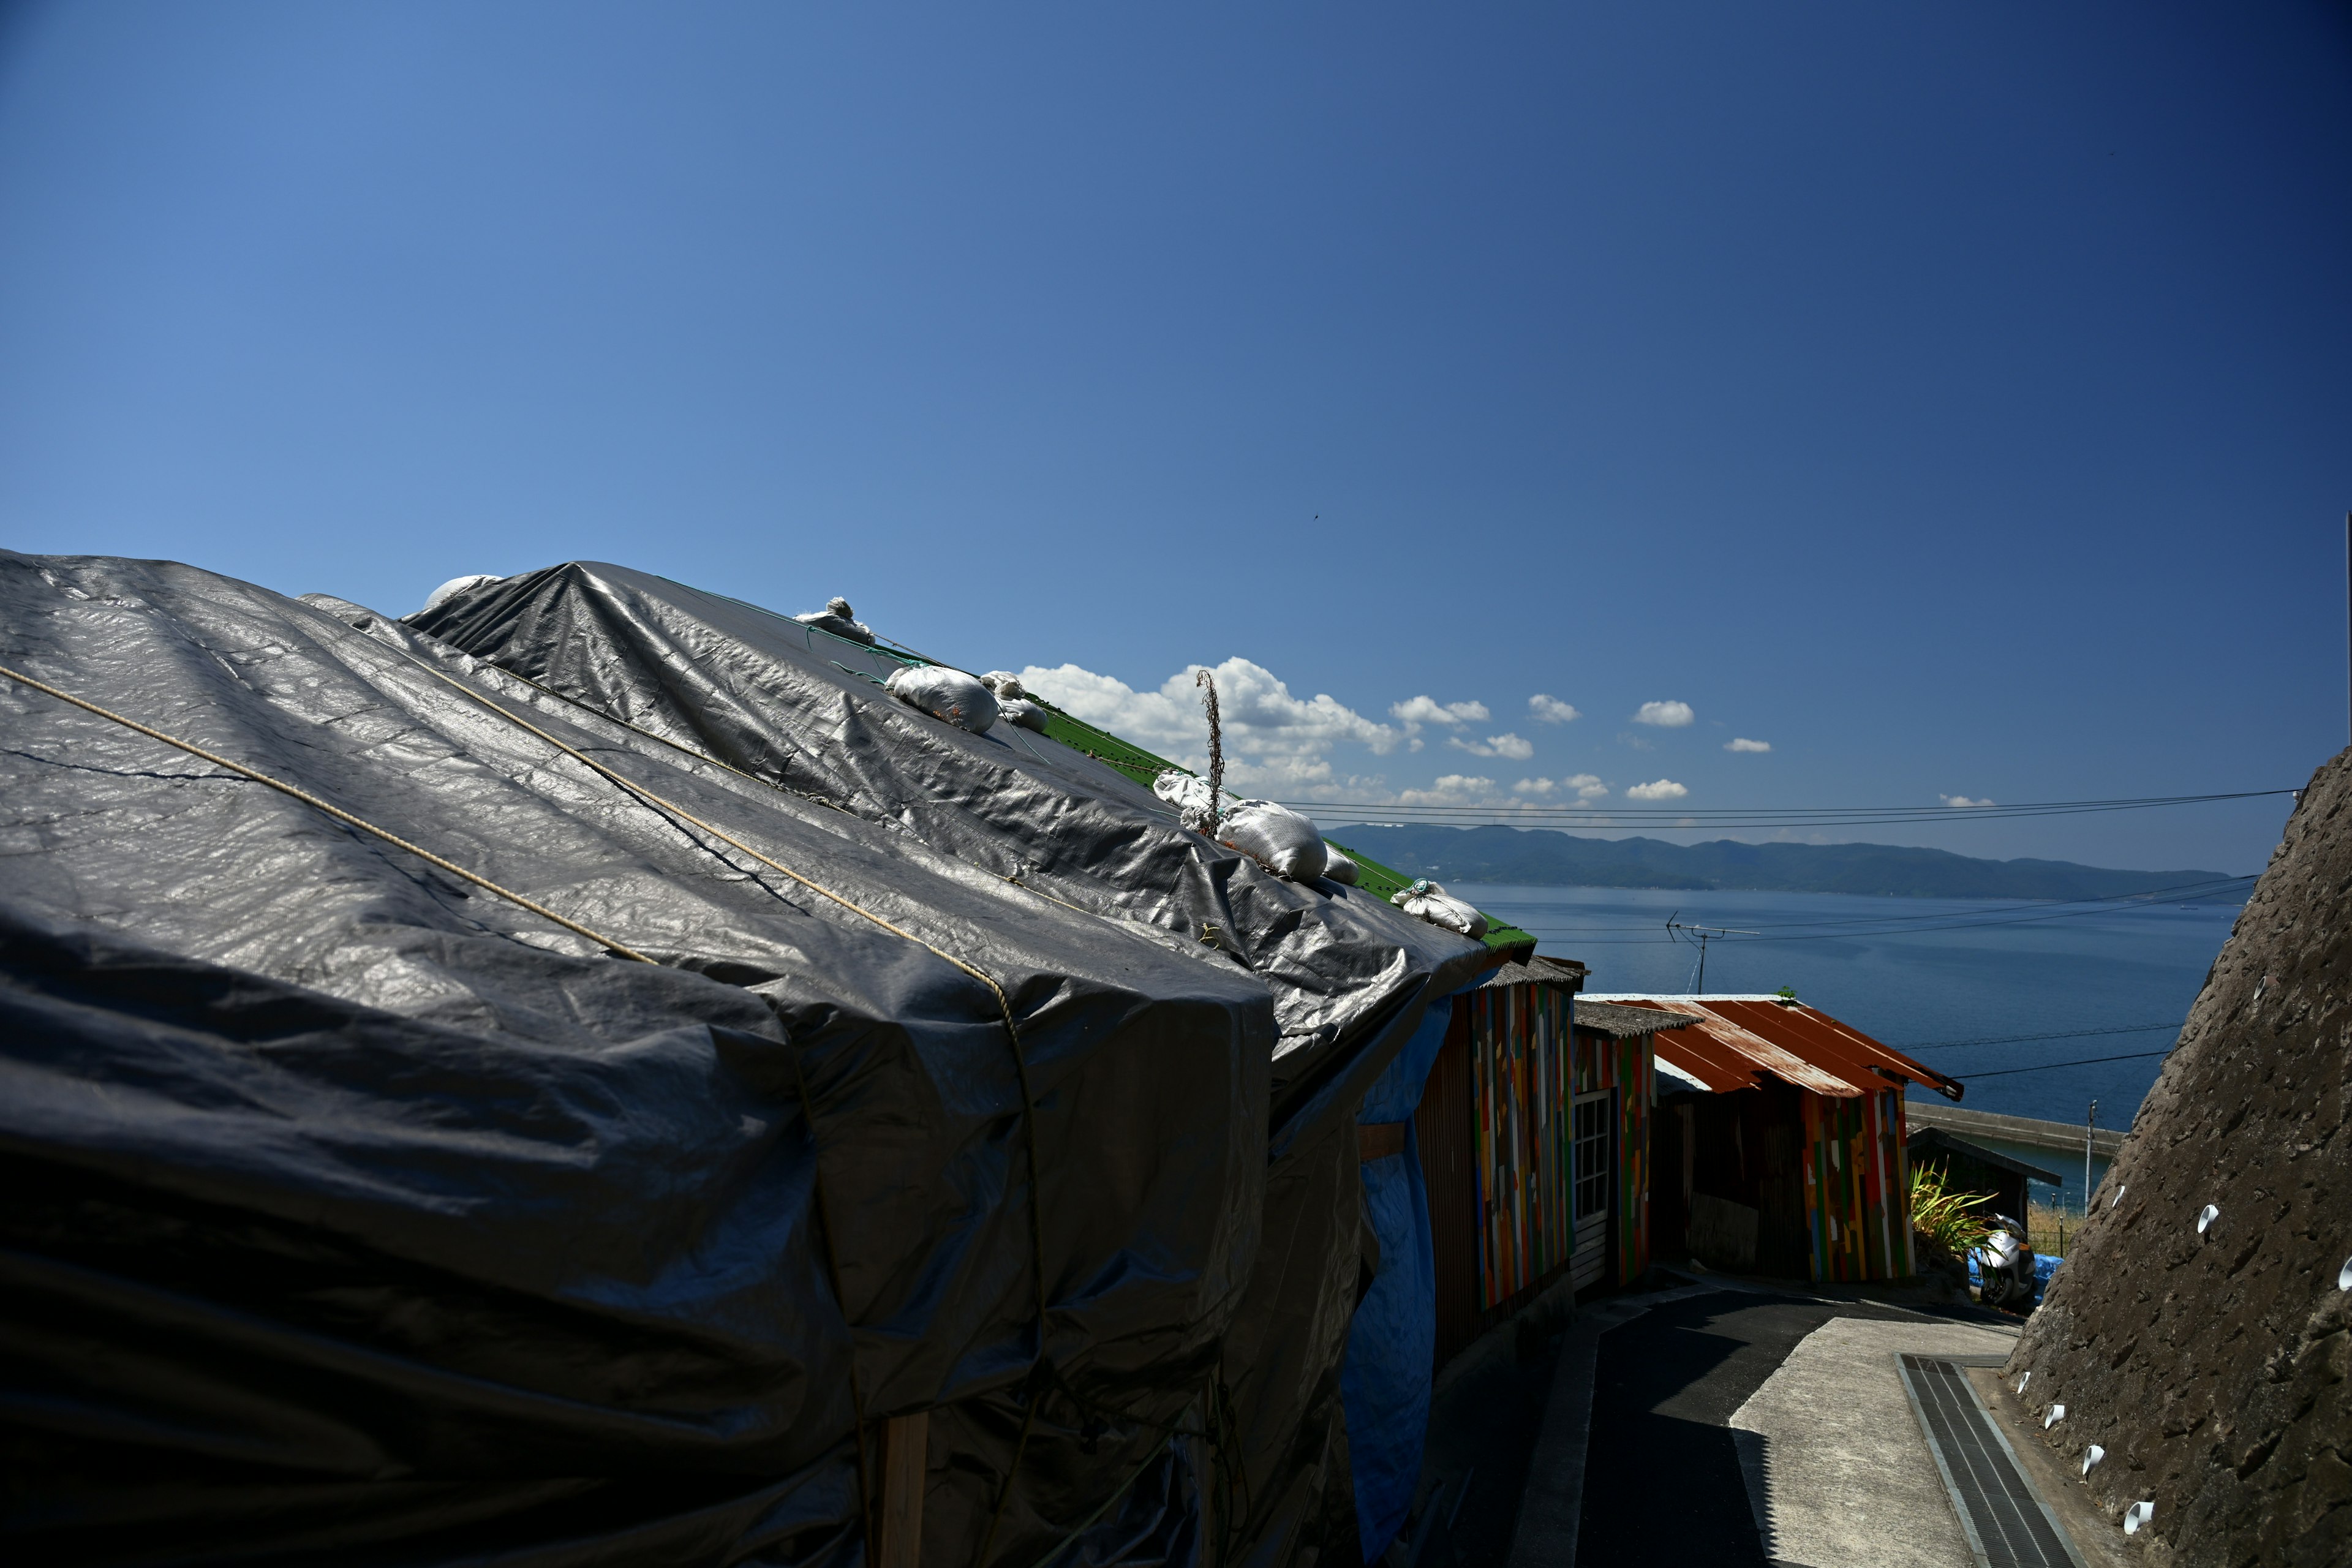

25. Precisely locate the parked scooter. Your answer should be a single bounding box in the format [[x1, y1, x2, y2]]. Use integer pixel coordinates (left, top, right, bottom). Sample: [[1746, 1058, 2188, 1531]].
[[1974, 1213, 2038, 1310]]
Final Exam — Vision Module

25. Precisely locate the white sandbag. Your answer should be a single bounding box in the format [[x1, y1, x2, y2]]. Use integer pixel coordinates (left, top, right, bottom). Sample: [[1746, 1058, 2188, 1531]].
[[1153, 771, 1218, 833], [1321, 844, 1359, 886], [982, 672, 1046, 728], [794, 596, 875, 644], [421, 574, 501, 615], [1390, 879, 1488, 940], [885, 665, 998, 733], [1218, 800, 1329, 883]]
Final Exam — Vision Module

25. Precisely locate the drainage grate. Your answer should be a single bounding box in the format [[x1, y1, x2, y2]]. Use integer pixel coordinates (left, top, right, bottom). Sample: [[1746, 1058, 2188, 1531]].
[[1896, 1354, 2086, 1568]]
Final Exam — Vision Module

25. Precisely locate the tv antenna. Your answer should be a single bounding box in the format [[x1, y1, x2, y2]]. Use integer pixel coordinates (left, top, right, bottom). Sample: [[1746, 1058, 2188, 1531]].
[[1665, 913, 1757, 993]]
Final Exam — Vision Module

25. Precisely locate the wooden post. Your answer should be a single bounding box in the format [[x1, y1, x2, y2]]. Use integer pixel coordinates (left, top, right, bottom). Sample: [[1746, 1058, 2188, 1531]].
[[876, 1411, 928, 1568]]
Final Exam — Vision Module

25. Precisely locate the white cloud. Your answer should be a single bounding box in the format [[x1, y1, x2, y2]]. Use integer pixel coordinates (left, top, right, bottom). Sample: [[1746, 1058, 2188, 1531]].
[[1019, 657, 1401, 794], [1400, 774, 1499, 805], [1449, 731, 1535, 760], [1009, 660, 1618, 810], [1515, 773, 1609, 800], [1528, 694, 1581, 725], [1390, 695, 1490, 733], [1626, 778, 1689, 801], [1940, 794, 1996, 809], [1725, 737, 1771, 753], [1633, 700, 1695, 728]]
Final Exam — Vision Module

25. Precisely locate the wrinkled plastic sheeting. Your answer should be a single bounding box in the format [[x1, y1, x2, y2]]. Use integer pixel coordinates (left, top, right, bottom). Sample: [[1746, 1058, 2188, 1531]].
[[0, 551, 1276, 1567], [410, 562, 1499, 1565], [409, 565, 1491, 1131], [1, 906, 861, 1567]]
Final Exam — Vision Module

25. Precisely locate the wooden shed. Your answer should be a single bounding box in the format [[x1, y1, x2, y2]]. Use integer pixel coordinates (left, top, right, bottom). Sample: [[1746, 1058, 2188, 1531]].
[[1598, 994, 1962, 1284], [1907, 1126, 2059, 1226], [1416, 963, 1695, 1368]]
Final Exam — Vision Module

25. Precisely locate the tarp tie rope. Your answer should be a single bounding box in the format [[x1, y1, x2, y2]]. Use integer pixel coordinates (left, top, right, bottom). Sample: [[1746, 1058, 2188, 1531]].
[[425, 644, 1141, 940], [1003, 874, 1104, 920], [377, 654, 921, 1542], [0, 662, 657, 964], [6, 637, 1185, 1561], [386, 649, 1268, 1561], [385, 652, 1058, 1561], [1012, 1434, 1179, 1568], [997, 1367, 1248, 1568], [461, 657, 859, 814]]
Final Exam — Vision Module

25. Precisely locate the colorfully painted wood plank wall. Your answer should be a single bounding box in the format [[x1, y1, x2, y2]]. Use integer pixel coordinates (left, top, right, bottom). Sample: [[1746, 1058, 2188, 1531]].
[[1800, 1087, 1913, 1282], [1465, 986, 1653, 1308]]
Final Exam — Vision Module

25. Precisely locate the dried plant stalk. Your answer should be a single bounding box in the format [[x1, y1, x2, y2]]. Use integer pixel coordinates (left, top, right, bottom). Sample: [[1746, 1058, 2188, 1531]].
[[1196, 669, 1223, 832]]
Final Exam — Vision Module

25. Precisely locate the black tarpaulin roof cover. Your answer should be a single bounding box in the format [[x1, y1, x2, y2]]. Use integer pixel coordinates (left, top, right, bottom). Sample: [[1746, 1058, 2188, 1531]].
[[0, 552, 1496, 1567], [883, 710, 1536, 954]]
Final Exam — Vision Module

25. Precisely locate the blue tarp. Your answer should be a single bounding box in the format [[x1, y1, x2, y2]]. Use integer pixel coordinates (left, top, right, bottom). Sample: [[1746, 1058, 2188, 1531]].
[[1340, 981, 1476, 1560], [1967, 1251, 2062, 1292]]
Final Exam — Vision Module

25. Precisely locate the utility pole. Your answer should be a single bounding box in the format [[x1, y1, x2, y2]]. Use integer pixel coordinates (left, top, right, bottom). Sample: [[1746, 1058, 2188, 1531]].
[[2344, 513, 2350, 745]]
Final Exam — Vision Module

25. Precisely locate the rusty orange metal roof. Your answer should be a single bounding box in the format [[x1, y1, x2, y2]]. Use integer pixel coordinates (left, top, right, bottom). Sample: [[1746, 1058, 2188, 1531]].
[[1583, 994, 1964, 1102]]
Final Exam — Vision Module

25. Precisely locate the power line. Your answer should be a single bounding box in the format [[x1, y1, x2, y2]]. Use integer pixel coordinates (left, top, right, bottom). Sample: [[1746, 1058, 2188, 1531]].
[[1291, 790, 2293, 829], [1736, 876, 2250, 927], [1954, 1049, 2172, 1080], [1896, 1022, 2182, 1052], [1496, 873, 2253, 941], [1304, 805, 2278, 829], [1507, 892, 2244, 944], [1297, 790, 2288, 816], [1470, 874, 2254, 936]]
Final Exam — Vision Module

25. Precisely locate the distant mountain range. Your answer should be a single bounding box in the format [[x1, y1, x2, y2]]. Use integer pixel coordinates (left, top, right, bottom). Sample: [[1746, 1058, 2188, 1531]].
[[1323, 824, 2243, 902]]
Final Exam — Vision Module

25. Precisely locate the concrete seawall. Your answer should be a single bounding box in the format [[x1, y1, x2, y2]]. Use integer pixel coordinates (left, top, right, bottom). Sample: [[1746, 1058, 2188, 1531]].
[[1907, 1101, 2124, 1211]]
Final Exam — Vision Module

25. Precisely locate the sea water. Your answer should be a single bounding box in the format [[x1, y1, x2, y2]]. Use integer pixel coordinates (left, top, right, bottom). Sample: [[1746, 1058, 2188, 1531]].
[[1450, 881, 2242, 1208]]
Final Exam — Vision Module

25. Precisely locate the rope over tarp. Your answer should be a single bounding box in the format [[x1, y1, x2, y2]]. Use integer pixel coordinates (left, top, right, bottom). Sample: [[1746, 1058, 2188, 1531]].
[[0, 661, 657, 964], [1, 647, 1069, 1566], [385, 649, 1058, 1562]]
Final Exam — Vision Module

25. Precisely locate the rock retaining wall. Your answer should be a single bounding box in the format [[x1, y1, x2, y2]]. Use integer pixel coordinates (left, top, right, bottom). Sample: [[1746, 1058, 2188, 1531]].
[[2008, 750, 2351, 1565]]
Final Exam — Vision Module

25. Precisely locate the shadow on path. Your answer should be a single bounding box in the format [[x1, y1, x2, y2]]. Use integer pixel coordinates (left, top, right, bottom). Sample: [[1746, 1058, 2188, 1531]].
[[1575, 1293, 1927, 1568]]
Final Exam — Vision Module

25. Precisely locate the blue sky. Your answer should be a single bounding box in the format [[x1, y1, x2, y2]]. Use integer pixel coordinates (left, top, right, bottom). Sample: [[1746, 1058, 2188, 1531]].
[[2, 2, 2346, 873]]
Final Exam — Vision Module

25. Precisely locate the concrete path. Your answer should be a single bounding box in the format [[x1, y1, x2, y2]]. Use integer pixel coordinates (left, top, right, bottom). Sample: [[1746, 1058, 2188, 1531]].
[[1728, 1316, 2019, 1568], [1506, 1284, 2026, 1568], [1506, 1283, 1714, 1568]]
